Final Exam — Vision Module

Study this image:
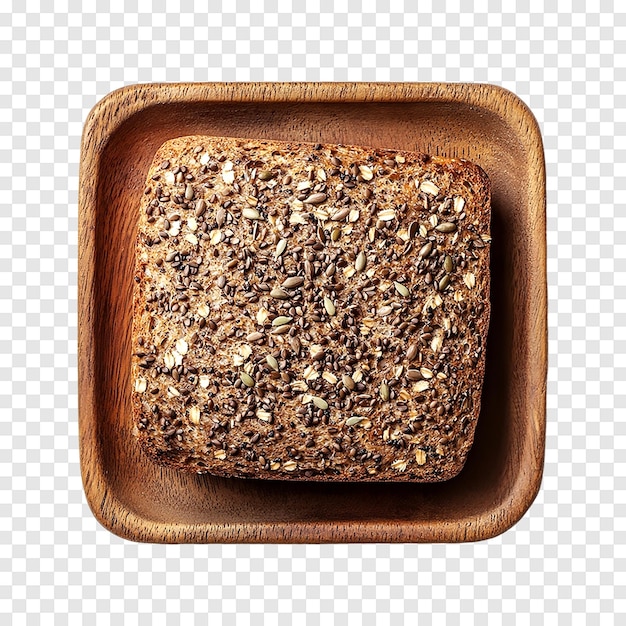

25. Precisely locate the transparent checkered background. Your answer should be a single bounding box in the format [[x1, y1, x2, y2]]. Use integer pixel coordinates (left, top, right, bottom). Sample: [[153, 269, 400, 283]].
[[1, 1, 623, 624]]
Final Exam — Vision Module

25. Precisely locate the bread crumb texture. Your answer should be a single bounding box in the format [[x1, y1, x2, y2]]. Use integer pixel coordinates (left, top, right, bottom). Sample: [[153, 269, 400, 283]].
[[132, 136, 491, 482]]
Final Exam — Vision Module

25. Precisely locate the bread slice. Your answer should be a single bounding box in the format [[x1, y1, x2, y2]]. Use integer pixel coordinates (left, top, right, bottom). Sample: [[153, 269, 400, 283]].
[[132, 136, 491, 482]]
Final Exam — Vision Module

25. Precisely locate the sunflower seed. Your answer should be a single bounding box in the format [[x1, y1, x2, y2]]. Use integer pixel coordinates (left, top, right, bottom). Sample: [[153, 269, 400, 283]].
[[242, 207, 261, 220], [394, 281, 410, 297], [418, 241, 433, 258], [290, 336, 301, 355], [247, 331, 264, 342], [406, 343, 418, 361], [270, 287, 290, 300], [436, 222, 456, 233], [275, 239, 287, 258], [303, 192, 327, 205], [185, 184, 195, 200], [282, 276, 304, 289], [323, 296, 336, 316], [194, 199, 206, 217], [271, 325, 291, 335], [331, 208, 351, 221], [407, 369, 422, 381], [356, 251, 367, 272]]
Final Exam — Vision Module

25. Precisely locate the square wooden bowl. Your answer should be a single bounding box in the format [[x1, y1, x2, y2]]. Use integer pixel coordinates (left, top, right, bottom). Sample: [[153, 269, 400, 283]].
[[79, 83, 547, 543]]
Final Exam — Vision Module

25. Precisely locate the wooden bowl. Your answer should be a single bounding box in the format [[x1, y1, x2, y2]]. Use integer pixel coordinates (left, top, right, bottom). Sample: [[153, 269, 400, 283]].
[[79, 83, 546, 543]]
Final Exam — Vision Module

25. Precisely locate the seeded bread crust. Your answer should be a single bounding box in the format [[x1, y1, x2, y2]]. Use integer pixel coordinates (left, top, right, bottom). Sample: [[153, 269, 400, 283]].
[[132, 135, 491, 482]]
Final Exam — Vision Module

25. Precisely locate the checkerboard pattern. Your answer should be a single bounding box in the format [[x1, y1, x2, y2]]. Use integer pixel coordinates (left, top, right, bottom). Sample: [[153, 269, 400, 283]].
[[2, 2, 623, 623]]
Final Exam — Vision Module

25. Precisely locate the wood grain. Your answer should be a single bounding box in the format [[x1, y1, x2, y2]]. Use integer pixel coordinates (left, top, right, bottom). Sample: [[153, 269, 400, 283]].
[[78, 83, 547, 543]]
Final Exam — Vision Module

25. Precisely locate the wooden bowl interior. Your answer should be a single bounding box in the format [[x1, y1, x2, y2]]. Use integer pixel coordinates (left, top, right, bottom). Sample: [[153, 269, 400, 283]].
[[90, 97, 538, 539]]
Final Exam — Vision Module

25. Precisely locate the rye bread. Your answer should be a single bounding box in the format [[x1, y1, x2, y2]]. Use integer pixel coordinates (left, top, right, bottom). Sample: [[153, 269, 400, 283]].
[[132, 135, 491, 482]]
